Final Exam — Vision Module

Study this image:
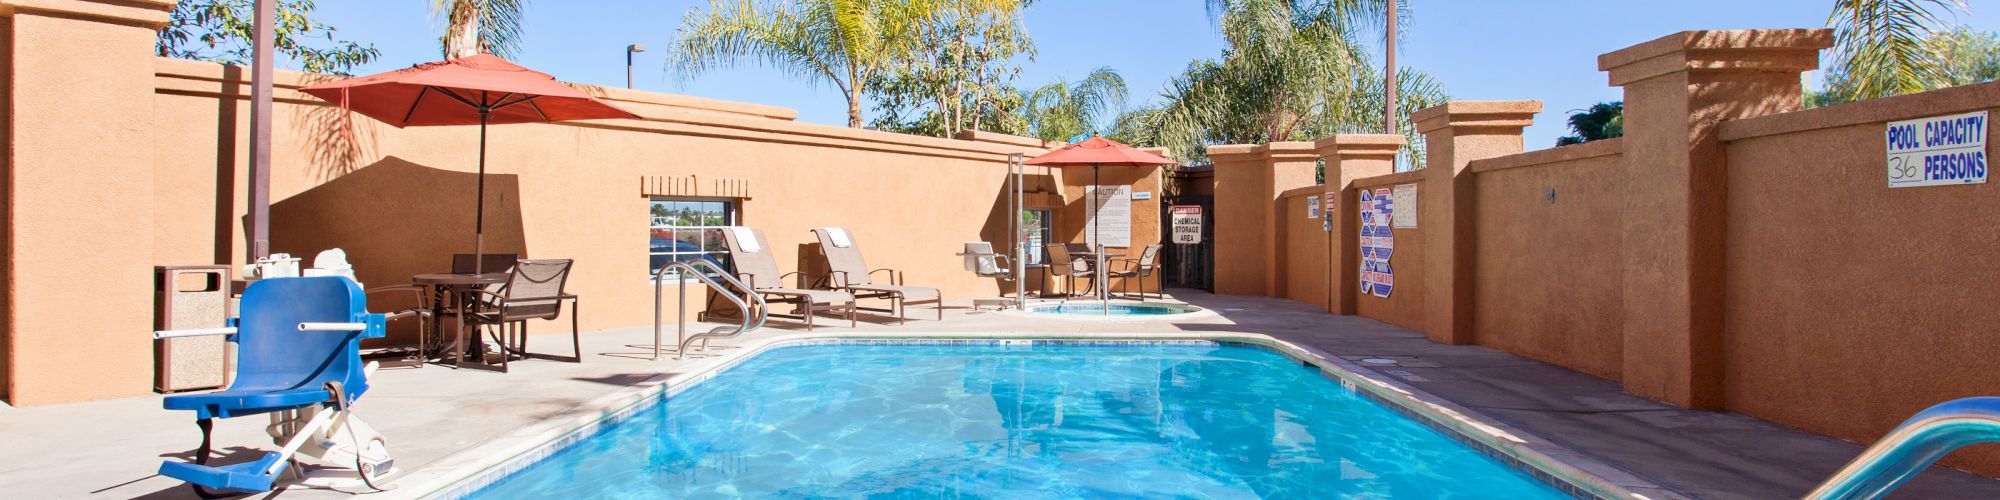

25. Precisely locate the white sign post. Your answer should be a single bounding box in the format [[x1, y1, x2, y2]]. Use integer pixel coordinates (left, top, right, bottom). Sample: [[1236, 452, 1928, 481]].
[[1170, 206, 1202, 245], [1887, 111, 1988, 188]]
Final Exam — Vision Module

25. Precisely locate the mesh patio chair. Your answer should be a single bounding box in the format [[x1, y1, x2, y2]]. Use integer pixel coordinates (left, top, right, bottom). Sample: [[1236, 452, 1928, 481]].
[[722, 227, 855, 330], [1109, 244, 1164, 301], [962, 241, 1017, 310], [361, 283, 434, 367], [1045, 243, 1093, 297], [464, 259, 581, 371], [809, 227, 942, 324]]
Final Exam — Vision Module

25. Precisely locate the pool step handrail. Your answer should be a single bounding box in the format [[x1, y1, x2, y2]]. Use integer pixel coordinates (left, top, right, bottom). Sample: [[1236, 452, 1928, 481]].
[[652, 260, 766, 361], [1807, 396, 2000, 499]]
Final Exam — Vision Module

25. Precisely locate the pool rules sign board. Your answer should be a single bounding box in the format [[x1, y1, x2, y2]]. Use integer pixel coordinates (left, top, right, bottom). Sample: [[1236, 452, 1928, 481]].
[[1358, 187, 1394, 298], [1886, 111, 1988, 188], [1170, 205, 1202, 244]]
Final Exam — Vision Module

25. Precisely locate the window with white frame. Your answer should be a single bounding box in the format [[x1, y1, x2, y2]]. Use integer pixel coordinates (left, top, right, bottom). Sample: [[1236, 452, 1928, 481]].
[[648, 198, 735, 279]]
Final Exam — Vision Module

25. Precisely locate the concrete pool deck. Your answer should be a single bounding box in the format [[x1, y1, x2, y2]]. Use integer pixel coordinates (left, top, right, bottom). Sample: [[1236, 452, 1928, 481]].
[[5, 290, 1997, 499]]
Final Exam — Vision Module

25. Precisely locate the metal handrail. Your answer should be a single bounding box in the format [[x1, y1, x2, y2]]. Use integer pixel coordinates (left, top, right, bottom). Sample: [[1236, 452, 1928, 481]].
[[1808, 397, 2000, 499], [651, 260, 767, 361]]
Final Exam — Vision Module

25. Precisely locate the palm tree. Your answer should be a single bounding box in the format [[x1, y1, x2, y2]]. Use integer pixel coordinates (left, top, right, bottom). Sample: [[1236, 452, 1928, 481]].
[[1021, 67, 1128, 142], [667, 0, 941, 128], [432, 0, 529, 59], [1825, 0, 1969, 100], [1144, 0, 1445, 166], [1555, 101, 1622, 146]]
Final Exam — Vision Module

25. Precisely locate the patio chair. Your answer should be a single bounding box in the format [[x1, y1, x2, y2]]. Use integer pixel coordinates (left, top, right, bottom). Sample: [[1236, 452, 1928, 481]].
[[153, 276, 397, 496], [722, 227, 856, 330], [1109, 244, 1164, 301], [1045, 243, 1094, 297], [463, 259, 582, 371], [809, 227, 942, 324], [961, 241, 1017, 310]]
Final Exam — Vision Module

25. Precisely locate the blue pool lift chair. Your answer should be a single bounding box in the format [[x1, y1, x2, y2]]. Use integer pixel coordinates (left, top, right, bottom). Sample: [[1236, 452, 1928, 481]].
[[153, 276, 399, 497]]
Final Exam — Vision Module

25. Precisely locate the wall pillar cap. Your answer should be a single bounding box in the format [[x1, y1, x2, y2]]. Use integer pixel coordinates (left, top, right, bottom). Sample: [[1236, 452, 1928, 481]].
[[1313, 134, 1404, 160], [1205, 142, 1317, 162], [1598, 29, 1834, 87], [1, 0, 177, 28], [1205, 144, 1265, 162], [1412, 100, 1542, 134], [1262, 141, 1319, 161]]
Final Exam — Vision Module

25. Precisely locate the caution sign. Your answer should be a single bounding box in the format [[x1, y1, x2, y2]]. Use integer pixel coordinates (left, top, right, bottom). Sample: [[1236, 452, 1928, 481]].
[[1170, 205, 1203, 245]]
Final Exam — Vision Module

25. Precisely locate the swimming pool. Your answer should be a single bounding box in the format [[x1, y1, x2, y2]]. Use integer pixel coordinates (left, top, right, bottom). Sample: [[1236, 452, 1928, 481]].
[[1024, 302, 1205, 316], [465, 343, 1569, 498]]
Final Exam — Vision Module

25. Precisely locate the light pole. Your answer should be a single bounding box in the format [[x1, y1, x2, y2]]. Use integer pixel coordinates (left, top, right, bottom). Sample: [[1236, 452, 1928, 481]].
[[626, 43, 646, 89]]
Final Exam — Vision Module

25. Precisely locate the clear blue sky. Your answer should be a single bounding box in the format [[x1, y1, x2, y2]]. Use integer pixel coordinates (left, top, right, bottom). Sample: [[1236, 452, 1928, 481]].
[[308, 0, 2000, 148]]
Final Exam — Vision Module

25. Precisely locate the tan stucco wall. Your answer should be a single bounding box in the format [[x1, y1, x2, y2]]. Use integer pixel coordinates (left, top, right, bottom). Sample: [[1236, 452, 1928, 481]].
[[3, 4, 171, 406], [1278, 187, 1329, 309], [1468, 139, 1626, 379], [1351, 173, 1425, 332], [1719, 84, 2000, 475], [146, 60, 1062, 345]]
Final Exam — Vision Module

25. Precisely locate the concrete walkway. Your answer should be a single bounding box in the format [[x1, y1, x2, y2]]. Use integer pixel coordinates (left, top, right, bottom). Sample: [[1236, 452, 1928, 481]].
[[4, 290, 1995, 499]]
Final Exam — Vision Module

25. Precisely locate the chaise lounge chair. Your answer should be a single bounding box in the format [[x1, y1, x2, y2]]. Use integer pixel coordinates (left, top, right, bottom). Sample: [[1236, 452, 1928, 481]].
[[152, 276, 398, 497], [810, 227, 942, 324], [723, 227, 856, 330]]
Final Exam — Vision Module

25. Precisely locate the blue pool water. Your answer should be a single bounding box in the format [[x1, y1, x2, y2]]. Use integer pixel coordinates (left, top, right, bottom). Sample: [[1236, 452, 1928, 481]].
[[467, 343, 1569, 499], [1026, 303, 1201, 315]]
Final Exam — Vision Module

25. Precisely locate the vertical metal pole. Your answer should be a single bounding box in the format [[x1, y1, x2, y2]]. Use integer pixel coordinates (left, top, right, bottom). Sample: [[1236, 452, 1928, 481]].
[[247, 0, 275, 261], [474, 103, 489, 275], [1385, 0, 1399, 138], [1012, 153, 1026, 310], [626, 49, 635, 89]]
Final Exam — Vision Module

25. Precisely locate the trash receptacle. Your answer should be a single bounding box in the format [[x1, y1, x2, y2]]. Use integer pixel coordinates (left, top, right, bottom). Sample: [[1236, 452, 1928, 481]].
[[155, 265, 231, 393]]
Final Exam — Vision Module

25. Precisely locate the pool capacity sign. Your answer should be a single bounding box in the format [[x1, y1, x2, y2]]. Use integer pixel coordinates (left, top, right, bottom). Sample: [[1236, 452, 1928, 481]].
[[1170, 205, 1202, 244], [1887, 111, 1988, 188], [1358, 188, 1394, 298]]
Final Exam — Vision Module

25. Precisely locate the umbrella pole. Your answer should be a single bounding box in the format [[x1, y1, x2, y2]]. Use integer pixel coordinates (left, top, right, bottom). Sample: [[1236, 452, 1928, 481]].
[[474, 108, 489, 274], [1096, 164, 1107, 314]]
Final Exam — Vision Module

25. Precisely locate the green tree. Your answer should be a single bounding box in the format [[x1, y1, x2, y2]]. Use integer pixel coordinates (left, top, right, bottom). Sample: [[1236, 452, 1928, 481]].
[[1825, 0, 1970, 100], [1555, 101, 1622, 146], [157, 0, 381, 75], [432, 0, 530, 59], [869, 0, 1035, 137], [668, 0, 941, 128], [1021, 67, 1128, 142], [1139, 0, 1446, 167], [1812, 26, 2000, 106]]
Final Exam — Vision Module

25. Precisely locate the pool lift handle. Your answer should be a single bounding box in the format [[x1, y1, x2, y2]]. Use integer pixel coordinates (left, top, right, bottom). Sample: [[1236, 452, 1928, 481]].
[[1807, 397, 2000, 499], [652, 260, 766, 361]]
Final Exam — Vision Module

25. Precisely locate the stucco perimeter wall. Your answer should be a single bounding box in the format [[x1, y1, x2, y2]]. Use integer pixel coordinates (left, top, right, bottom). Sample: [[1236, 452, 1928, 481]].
[[1277, 187, 1330, 309], [1466, 139, 1627, 380], [1718, 82, 2000, 474], [1351, 172, 1425, 332], [146, 59, 1099, 346]]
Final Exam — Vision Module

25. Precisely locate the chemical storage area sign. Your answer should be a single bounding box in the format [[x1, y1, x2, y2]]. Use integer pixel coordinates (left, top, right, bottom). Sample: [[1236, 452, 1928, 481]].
[[1358, 187, 1394, 298], [1170, 205, 1203, 244], [1886, 111, 1988, 188]]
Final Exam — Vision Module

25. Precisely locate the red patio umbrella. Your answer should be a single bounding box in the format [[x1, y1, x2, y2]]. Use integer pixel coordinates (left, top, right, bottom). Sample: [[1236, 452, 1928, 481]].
[[301, 54, 639, 273], [1026, 136, 1174, 302]]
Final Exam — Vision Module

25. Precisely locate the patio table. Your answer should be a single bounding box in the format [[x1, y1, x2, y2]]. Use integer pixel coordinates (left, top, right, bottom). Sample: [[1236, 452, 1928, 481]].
[[413, 272, 509, 371], [1070, 251, 1124, 299]]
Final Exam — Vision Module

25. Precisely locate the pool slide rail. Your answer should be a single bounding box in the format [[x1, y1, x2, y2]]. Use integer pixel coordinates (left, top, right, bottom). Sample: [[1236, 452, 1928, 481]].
[[652, 260, 766, 360], [1808, 397, 2000, 499]]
